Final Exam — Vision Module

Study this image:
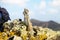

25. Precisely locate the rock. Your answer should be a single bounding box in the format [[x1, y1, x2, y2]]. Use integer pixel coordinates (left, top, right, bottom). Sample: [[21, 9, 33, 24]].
[[0, 7, 10, 32], [13, 35, 22, 40]]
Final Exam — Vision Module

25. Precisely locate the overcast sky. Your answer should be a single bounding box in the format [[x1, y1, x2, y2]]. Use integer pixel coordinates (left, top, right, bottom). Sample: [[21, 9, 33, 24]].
[[0, 0, 60, 23]]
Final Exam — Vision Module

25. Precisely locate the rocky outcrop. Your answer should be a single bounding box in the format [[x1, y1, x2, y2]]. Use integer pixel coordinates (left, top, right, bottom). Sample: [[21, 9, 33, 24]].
[[0, 7, 10, 32]]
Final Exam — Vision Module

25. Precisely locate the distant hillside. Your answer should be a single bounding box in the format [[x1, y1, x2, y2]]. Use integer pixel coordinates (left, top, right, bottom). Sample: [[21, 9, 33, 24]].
[[31, 19, 60, 31]]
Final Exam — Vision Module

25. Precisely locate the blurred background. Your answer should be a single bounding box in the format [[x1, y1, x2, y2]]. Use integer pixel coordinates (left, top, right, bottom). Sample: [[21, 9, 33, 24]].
[[0, 0, 60, 23]]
